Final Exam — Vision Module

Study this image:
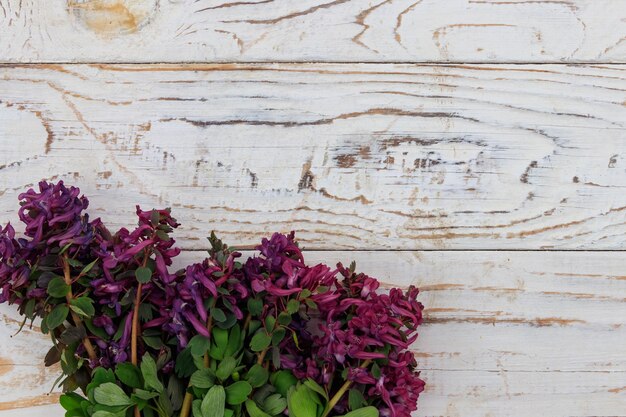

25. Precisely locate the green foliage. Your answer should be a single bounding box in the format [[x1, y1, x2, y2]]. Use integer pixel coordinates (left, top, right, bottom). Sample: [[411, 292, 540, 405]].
[[141, 353, 165, 393], [245, 364, 269, 388], [47, 277, 70, 298], [94, 383, 133, 406], [336, 407, 379, 417], [69, 297, 95, 318], [201, 385, 225, 417], [250, 332, 271, 352], [225, 381, 253, 405], [135, 267, 153, 284], [115, 363, 142, 389], [287, 383, 324, 417], [46, 304, 69, 329]]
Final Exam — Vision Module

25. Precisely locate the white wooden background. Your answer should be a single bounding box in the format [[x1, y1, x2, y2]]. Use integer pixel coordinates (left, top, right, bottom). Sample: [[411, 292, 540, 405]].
[[1, 1, 626, 416]]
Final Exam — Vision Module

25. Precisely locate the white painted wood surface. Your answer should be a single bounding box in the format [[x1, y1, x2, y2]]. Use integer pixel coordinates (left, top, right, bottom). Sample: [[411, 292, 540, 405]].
[[1, 64, 626, 249], [1, 250, 625, 416], [0, 0, 625, 63], [1, 1, 626, 416]]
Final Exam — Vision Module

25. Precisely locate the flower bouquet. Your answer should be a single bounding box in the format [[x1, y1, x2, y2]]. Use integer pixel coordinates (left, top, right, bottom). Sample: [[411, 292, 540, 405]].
[[0, 181, 425, 417]]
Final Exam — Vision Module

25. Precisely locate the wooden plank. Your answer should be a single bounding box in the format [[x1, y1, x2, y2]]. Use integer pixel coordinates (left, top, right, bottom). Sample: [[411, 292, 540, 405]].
[[0, 1, 625, 63], [1, 63, 626, 249], [0, 251, 624, 416]]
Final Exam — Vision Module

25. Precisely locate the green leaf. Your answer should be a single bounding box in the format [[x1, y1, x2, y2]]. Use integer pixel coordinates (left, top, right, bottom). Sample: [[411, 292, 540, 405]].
[[210, 307, 227, 323], [60, 392, 85, 411], [250, 332, 271, 352], [150, 210, 160, 226], [270, 370, 297, 398], [142, 335, 164, 350], [113, 315, 129, 341], [140, 353, 164, 393], [216, 356, 237, 381], [69, 297, 95, 318], [61, 345, 79, 374], [245, 364, 268, 388], [80, 259, 99, 276], [92, 412, 124, 417], [192, 400, 203, 417], [59, 242, 73, 255], [348, 389, 366, 411], [225, 325, 242, 357], [210, 327, 229, 360], [158, 390, 174, 416], [167, 373, 185, 411], [175, 347, 195, 378], [47, 277, 70, 298], [201, 385, 225, 417], [287, 299, 300, 315], [58, 325, 86, 345], [264, 316, 276, 331], [370, 362, 381, 379], [115, 363, 142, 389], [189, 335, 211, 357], [190, 368, 215, 389], [336, 406, 379, 417], [287, 384, 319, 417], [46, 304, 69, 329], [87, 368, 116, 402], [44, 345, 62, 367], [271, 328, 286, 346], [263, 393, 287, 415], [304, 378, 328, 401], [135, 267, 152, 284], [247, 299, 263, 316], [245, 399, 272, 417], [93, 382, 132, 406], [225, 381, 252, 405], [66, 258, 83, 268], [277, 312, 292, 326], [133, 389, 159, 400]]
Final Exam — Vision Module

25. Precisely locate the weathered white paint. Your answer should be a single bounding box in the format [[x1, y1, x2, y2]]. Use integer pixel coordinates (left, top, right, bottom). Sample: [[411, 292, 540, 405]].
[[0, 0, 625, 63], [0, 250, 625, 416], [1, 64, 625, 249]]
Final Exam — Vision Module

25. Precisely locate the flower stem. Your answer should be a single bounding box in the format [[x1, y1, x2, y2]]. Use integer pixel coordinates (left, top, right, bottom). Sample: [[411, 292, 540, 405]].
[[180, 394, 193, 417], [62, 255, 97, 362], [131, 282, 143, 366], [256, 347, 269, 365], [321, 359, 372, 417], [203, 315, 214, 368], [132, 253, 151, 417]]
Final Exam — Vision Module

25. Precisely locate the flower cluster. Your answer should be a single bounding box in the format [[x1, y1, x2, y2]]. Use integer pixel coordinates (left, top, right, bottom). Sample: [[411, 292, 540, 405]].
[[0, 181, 424, 417], [245, 235, 425, 417]]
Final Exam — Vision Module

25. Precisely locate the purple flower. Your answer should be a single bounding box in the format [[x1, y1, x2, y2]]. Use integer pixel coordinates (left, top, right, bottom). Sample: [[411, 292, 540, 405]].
[[18, 181, 93, 249]]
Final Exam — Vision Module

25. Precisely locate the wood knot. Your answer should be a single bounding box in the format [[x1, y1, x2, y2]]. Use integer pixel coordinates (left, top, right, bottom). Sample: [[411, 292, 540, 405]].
[[68, 0, 159, 36]]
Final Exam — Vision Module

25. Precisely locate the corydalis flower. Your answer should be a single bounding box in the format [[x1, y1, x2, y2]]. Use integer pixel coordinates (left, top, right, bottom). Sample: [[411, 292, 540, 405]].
[[0, 223, 29, 304], [301, 259, 425, 416], [150, 235, 250, 349], [18, 181, 96, 248], [92, 206, 181, 315], [372, 352, 425, 417], [245, 232, 335, 298]]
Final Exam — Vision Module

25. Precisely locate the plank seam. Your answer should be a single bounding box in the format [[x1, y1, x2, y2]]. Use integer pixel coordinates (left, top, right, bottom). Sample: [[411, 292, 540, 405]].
[[0, 61, 625, 66]]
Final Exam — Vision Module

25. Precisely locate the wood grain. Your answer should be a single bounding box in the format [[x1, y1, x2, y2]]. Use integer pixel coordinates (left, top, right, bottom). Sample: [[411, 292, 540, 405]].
[[0, 0, 625, 63], [1, 63, 625, 249], [0, 250, 624, 416]]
